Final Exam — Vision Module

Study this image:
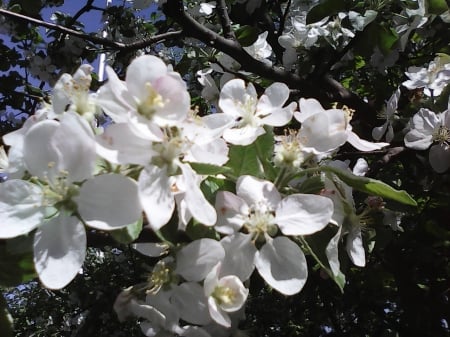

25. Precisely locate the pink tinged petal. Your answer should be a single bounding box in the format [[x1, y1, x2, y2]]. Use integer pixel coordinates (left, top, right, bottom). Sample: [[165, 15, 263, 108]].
[[223, 125, 264, 145], [0, 180, 45, 238], [347, 131, 389, 151], [126, 55, 169, 97], [171, 282, 211, 325], [52, 112, 96, 183], [180, 164, 217, 226], [33, 214, 86, 289], [96, 123, 154, 165], [220, 233, 256, 281], [215, 191, 247, 234], [346, 228, 365, 267], [152, 76, 190, 125], [276, 194, 333, 236], [208, 296, 231, 327], [138, 165, 174, 231], [76, 174, 141, 230], [175, 238, 225, 282], [237, 175, 281, 208], [255, 236, 308, 295], [429, 144, 450, 173], [23, 120, 59, 180]]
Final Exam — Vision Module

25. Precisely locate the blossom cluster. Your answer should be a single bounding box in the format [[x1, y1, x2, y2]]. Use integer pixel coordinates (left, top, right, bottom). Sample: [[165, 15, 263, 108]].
[[0, 54, 413, 336]]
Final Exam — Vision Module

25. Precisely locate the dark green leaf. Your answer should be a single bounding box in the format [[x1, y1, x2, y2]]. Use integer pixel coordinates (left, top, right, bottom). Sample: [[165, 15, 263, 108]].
[[235, 25, 259, 47], [322, 166, 417, 206], [306, 0, 346, 24], [428, 0, 448, 14]]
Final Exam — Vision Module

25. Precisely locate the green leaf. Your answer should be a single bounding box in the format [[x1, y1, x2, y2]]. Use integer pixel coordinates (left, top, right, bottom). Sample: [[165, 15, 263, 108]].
[[110, 217, 143, 244], [188, 162, 233, 176], [322, 166, 417, 206], [306, 0, 346, 24], [428, 0, 448, 15], [297, 175, 325, 194], [0, 239, 36, 287], [377, 25, 399, 55], [235, 25, 259, 47], [0, 295, 13, 337]]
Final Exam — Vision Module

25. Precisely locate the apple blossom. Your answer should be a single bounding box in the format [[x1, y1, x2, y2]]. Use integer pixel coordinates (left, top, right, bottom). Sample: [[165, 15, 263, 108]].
[[295, 98, 389, 153], [215, 175, 333, 295], [404, 108, 450, 173], [372, 87, 401, 142], [218, 79, 296, 145]]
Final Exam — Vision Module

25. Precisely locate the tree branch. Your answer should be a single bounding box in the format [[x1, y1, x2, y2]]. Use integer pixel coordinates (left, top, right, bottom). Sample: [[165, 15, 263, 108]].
[[216, 0, 235, 40], [0, 8, 182, 51]]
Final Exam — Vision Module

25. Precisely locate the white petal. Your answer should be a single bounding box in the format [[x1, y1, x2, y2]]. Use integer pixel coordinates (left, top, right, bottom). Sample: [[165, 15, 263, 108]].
[[208, 296, 231, 327], [138, 165, 174, 231], [237, 175, 281, 208], [175, 238, 225, 282], [276, 194, 333, 235], [325, 227, 342, 277], [219, 79, 254, 118], [126, 55, 168, 96], [429, 144, 450, 173], [132, 243, 169, 257], [171, 282, 211, 325], [52, 111, 96, 183], [347, 131, 389, 151], [76, 174, 142, 230], [220, 233, 256, 281], [33, 214, 86, 289], [217, 275, 249, 312], [260, 103, 296, 126], [0, 180, 45, 238], [180, 164, 217, 226], [295, 98, 326, 123], [223, 125, 264, 146], [215, 191, 247, 234], [23, 120, 59, 180], [372, 123, 388, 141], [346, 228, 365, 267], [255, 236, 308, 295], [96, 123, 155, 165]]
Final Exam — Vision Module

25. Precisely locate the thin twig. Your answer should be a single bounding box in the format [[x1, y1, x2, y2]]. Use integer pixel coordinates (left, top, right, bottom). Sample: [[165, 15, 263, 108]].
[[216, 0, 235, 40]]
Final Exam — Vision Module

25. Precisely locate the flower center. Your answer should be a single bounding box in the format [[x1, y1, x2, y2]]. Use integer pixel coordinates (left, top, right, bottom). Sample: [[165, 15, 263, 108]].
[[137, 82, 166, 119], [433, 125, 450, 145], [147, 260, 175, 294], [237, 94, 258, 127], [151, 127, 186, 175], [212, 286, 235, 305], [274, 130, 304, 169], [244, 202, 278, 240], [40, 168, 79, 212]]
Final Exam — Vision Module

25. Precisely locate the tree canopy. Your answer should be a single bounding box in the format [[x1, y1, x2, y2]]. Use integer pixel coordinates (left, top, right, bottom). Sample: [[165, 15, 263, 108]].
[[0, 0, 449, 336]]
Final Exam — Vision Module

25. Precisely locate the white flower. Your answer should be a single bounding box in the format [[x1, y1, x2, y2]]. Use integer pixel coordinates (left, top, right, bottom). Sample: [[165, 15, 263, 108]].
[[218, 79, 296, 145], [372, 87, 401, 142], [97, 55, 190, 138], [215, 175, 333, 295], [50, 64, 98, 121], [402, 56, 450, 97], [0, 112, 142, 289], [404, 108, 450, 173], [204, 263, 249, 328], [295, 98, 389, 153], [243, 31, 273, 66]]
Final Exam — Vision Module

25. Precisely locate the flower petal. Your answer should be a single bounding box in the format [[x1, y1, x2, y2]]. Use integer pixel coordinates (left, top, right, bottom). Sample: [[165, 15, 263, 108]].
[[237, 175, 281, 209], [76, 174, 142, 230], [138, 165, 174, 231], [255, 236, 307, 295], [0, 180, 45, 238], [276, 194, 333, 235], [33, 214, 86, 289], [175, 238, 225, 282]]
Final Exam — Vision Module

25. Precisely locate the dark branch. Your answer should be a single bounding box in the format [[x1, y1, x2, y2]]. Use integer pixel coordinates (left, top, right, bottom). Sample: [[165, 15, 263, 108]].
[[216, 0, 235, 40], [0, 8, 182, 51]]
